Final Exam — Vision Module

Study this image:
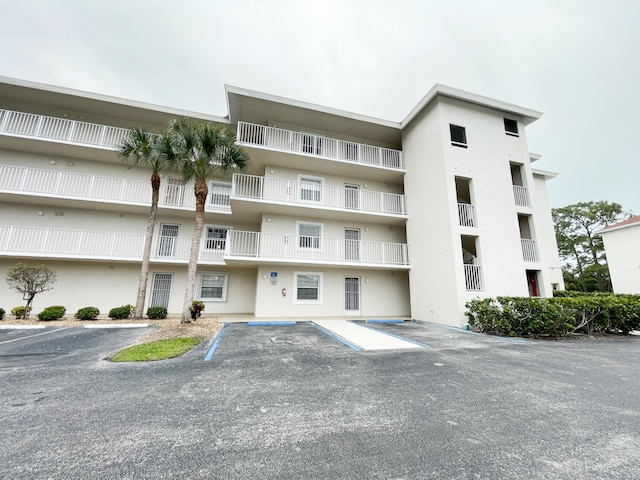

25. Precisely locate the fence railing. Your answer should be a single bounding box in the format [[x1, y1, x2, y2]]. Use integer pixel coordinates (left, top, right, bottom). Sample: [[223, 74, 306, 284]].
[[464, 264, 483, 291], [226, 230, 410, 266], [513, 185, 529, 207], [0, 108, 129, 150], [236, 121, 404, 170], [521, 238, 538, 262], [233, 173, 407, 216], [0, 164, 231, 211], [457, 203, 475, 227]]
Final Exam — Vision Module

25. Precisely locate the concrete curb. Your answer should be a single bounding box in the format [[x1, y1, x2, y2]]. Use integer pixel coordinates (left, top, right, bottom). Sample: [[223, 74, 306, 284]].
[[84, 323, 149, 329], [0, 325, 47, 330]]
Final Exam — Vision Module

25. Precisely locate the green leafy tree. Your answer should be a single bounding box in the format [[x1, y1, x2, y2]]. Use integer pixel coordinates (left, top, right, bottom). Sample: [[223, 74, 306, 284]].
[[119, 127, 175, 318], [158, 119, 249, 323], [552, 201, 631, 292], [6, 263, 57, 318]]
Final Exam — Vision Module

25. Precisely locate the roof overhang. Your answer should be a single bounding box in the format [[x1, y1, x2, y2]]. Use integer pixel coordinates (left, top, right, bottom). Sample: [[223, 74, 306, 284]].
[[531, 168, 558, 180]]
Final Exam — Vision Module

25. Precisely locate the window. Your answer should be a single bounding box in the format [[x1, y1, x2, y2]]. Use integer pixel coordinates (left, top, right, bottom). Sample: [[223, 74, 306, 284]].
[[205, 226, 230, 250], [298, 176, 323, 203], [198, 273, 228, 301], [297, 222, 322, 250], [450, 124, 467, 148], [504, 118, 519, 137], [210, 182, 231, 207], [295, 272, 323, 303]]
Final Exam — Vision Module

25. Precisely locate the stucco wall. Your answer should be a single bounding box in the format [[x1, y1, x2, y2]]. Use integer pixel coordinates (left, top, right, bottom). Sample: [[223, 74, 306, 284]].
[[602, 226, 640, 294]]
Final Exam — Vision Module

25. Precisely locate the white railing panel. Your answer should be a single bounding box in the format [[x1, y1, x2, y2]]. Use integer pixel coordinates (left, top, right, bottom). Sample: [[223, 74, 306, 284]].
[[464, 264, 483, 291], [521, 238, 538, 262], [458, 203, 475, 227], [513, 185, 529, 207], [237, 121, 404, 170]]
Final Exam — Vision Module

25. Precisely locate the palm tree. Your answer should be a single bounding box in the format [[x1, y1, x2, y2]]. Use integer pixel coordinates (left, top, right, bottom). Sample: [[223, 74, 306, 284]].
[[163, 119, 249, 323], [118, 127, 172, 318]]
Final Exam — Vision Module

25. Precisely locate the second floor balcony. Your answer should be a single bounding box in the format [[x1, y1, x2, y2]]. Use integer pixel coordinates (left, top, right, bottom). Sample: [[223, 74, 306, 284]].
[[236, 121, 404, 171]]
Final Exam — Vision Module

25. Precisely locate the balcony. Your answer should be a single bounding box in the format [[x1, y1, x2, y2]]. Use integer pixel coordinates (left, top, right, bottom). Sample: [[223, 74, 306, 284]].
[[513, 185, 529, 207], [0, 225, 226, 264], [464, 264, 483, 291], [0, 164, 231, 213], [226, 230, 410, 268], [521, 238, 538, 262], [0, 109, 127, 150], [236, 121, 404, 170], [233, 173, 407, 219], [457, 203, 475, 227]]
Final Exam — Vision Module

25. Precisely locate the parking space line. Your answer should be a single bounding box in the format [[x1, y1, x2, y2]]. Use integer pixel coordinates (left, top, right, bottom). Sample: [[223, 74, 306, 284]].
[[308, 322, 362, 352], [353, 321, 432, 348], [0, 327, 70, 345], [204, 323, 229, 361]]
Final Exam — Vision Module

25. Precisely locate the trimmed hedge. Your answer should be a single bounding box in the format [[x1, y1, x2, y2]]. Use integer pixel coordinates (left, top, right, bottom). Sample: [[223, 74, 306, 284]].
[[38, 305, 66, 321], [76, 306, 100, 320], [466, 294, 640, 337], [108, 304, 134, 320], [12, 306, 31, 319], [0, 308, 4, 320], [146, 306, 167, 319]]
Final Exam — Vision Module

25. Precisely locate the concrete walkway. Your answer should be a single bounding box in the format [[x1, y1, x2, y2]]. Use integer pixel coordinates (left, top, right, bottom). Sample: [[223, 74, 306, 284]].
[[312, 319, 423, 351]]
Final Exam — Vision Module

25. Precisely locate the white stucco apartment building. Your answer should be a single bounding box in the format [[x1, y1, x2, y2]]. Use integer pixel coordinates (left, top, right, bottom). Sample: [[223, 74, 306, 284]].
[[600, 215, 640, 294], [0, 77, 564, 326]]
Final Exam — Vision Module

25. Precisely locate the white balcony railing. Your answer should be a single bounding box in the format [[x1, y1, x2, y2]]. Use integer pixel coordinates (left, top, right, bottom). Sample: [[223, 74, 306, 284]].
[[513, 185, 529, 207], [233, 173, 407, 216], [226, 230, 410, 267], [0, 225, 226, 263], [464, 264, 483, 291], [236, 121, 404, 170], [0, 164, 231, 211], [0, 109, 128, 150], [457, 203, 475, 227], [521, 238, 538, 262]]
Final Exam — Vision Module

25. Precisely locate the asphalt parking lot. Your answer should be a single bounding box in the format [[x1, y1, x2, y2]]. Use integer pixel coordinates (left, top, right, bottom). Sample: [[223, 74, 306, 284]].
[[1, 321, 640, 479]]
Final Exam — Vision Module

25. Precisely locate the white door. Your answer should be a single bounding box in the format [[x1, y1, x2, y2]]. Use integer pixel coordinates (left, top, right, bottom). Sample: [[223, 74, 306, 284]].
[[165, 178, 185, 206], [345, 184, 359, 210], [344, 277, 361, 316], [158, 224, 179, 257], [150, 273, 172, 309], [344, 228, 360, 261]]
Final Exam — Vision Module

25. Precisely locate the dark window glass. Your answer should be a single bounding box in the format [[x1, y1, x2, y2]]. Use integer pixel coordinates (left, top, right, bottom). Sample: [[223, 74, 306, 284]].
[[450, 124, 467, 147], [504, 118, 519, 136]]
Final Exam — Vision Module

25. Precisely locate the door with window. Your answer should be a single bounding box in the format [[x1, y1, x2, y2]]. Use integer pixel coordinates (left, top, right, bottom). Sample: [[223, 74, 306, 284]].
[[345, 184, 359, 210], [344, 228, 360, 261], [527, 270, 540, 297], [158, 224, 179, 257], [344, 277, 361, 316], [150, 273, 172, 309]]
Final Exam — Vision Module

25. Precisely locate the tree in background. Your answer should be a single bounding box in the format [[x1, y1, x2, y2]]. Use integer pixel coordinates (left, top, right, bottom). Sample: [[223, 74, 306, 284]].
[[6, 263, 57, 318], [158, 119, 249, 323], [552, 201, 631, 292], [119, 127, 176, 318]]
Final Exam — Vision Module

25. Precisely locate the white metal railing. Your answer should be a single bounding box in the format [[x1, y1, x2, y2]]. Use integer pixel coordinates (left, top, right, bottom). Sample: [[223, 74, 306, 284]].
[[521, 238, 538, 262], [232, 173, 407, 216], [0, 109, 129, 150], [226, 230, 410, 266], [236, 121, 404, 170], [0, 225, 226, 263], [464, 264, 483, 291], [0, 164, 231, 211], [513, 185, 529, 207], [457, 203, 475, 227]]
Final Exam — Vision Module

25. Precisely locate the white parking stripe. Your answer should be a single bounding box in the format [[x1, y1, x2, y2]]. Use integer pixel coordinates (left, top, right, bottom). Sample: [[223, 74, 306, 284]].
[[0, 327, 70, 345]]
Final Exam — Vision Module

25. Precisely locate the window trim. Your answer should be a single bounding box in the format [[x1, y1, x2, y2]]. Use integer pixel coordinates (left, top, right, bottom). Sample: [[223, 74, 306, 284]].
[[296, 221, 324, 251], [449, 124, 468, 148], [209, 180, 232, 207], [504, 118, 519, 137], [202, 224, 232, 251], [197, 272, 229, 302], [297, 174, 324, 204], [294, 271, 323, 304]]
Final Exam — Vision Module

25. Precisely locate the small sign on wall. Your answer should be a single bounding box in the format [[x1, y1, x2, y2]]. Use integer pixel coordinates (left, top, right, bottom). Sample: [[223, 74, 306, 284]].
[[270, 271, 278, 285]]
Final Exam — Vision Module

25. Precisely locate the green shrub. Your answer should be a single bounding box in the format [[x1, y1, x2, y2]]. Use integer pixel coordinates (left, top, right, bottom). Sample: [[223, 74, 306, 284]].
[[146, 306, 168, 319], [76, 306, 100, 320], [109, 304, 134, 320], [11, 306, 31, 319], [189, 300, 205, 321], [0, 308, 5, 320], [38, 305, 66, 321]]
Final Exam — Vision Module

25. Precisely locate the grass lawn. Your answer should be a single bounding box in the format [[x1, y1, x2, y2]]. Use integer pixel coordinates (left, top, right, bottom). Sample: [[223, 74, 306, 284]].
[[110, 337, 204, 362]]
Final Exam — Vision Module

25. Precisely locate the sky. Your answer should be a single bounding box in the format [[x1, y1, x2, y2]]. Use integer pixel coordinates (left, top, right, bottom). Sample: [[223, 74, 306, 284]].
[[0, 0, 638, 214]]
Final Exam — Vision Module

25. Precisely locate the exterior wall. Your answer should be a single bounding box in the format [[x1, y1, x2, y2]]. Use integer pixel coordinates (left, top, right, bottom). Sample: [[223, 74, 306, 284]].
[[602, 226, 640, 294]]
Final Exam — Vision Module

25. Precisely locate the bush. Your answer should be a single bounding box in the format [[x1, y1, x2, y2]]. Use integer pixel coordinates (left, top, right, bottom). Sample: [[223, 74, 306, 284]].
[[11, 306, 31, 319], [38, 305, 66, 321], [76, 306, 100, 320], [0, 308, 4, 320], [146, 306, 168, 319], [109, 304, 134, 320], [189, 300, 205, 321]]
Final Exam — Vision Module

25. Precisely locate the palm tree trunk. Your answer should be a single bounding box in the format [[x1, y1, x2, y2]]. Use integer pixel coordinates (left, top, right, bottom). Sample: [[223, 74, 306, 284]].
[[135, 172, 160, 318], [182, 178, 208, 323]]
